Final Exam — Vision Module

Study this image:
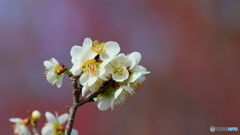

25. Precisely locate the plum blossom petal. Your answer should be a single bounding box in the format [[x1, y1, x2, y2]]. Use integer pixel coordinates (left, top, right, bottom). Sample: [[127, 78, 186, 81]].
[[51, 58, 59, 65], [71, 129, 78, 135], [70, 46, 85, 59], [129, 72, 142, 83], [128, 52, 141, 69], [45, 112, 57, 124], [132, 65, 150, 74], [88, 77, 98, 86], [80, 72, 90, 86], [82, 38, 92, 48], [42, 112, 78, 135], [114, 87, 123, 99], [97, 97, 112, 111], [9, 118, 22, 123], [100, 53, 110, 60], [44, 58, 64, 88], [44, 61, 55, 69], [58, 113, 68, 124], [82, 86, 89, 96], [56, 74, 64, 88], [9, 118, 30, 135], [41, 125, 54, 135], [104, 41, 120, 57]]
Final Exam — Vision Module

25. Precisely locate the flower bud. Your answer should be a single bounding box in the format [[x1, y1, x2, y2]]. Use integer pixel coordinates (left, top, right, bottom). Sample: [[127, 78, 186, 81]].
[[31, 110, 41, 121]]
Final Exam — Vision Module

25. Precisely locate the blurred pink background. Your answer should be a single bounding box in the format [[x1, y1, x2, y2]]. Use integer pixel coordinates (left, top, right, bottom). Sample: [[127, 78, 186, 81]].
[[1, 0, 240, 135]]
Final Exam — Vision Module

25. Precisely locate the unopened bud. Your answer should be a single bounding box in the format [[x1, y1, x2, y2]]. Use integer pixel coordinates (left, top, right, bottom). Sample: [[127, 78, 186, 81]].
[[31, 110, 41, 121]]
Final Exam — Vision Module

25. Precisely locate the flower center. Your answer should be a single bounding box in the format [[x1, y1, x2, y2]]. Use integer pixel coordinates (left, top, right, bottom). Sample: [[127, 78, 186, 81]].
[[51, 63, 61, 73], [82, 59, 100, 77], [91, 40, 105, 54], [45, 60, 63, 77], [21, 118, 30, 125], [48, 64, 63, 80], [52, 122, 65, 135], [57, 124, 65, 132], [112, 59, 127, 76]]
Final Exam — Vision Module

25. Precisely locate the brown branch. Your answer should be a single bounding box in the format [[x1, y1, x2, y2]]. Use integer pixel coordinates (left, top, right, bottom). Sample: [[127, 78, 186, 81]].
[[65, 87, 107, 135], [65, 104, 78, 135], [65, 70, 114, 135], [76, 87, 106, 107], [65, 73, 81, 135], [76, 79, 115, 107]]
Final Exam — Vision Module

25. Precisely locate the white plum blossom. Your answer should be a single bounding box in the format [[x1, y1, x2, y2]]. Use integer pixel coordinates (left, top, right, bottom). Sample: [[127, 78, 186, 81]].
[[70, 44, 112, 96], [95, 52, 150, 111], [9, 118, 30, 135], [81, 73, 111, 96], [96, 84, 132, 111], [105, 54, 132, 82], [82, 37, 120, 60], [127, 52, 150, 79], [41, 37, 150, 113], [128, 75, 147, 92], [80, 59, 110, 87], [126, 52, 150, 92], [44, 58, 64, 88], [80, 59, 111, 96], [70, 45, 96, 75], [41, 112, 78, 135]]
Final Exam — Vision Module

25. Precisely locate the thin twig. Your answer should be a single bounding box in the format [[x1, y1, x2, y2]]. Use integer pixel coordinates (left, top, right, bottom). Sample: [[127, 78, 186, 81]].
[[65, 87, 107, 135], [65, 104, 78, 135], [65, 73, 81, 135], [65, 71, 114, 135], [77, 87, 106, 107]]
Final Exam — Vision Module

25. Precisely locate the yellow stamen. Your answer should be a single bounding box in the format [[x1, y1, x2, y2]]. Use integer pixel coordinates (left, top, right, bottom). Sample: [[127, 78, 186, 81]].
[[82, 59, 99, 77], [90, 40, 105, 54], [112, 59, 127, 76]]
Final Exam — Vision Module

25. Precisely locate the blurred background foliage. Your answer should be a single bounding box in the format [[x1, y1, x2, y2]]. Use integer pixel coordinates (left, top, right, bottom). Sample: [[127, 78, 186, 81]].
[[1, 0, 240, 135]]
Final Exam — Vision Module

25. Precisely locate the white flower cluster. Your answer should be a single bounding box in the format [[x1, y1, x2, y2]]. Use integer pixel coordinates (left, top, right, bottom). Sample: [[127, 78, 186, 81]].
[[44, 38, 150, 110], [44, 58, 64, 88], [41, 112, 78, 135], [9, 111, 78, 135], [9, 118, 31, 135], [9, 110, 40, 135]]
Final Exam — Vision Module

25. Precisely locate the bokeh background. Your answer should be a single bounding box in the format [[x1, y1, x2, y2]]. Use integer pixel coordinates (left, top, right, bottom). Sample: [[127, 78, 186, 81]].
[[1, 0, 240, 135]]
